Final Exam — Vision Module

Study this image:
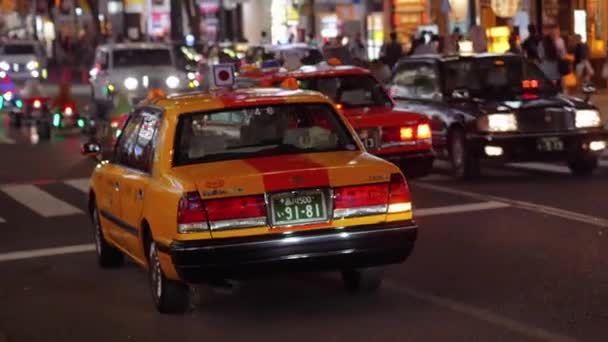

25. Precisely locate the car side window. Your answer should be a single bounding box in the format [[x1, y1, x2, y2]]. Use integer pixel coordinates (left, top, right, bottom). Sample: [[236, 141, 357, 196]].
[[443, 61, 474, 95], [131, 110, 162, 173], [114, 114, 143, 168], [391, 62, 441, 101]]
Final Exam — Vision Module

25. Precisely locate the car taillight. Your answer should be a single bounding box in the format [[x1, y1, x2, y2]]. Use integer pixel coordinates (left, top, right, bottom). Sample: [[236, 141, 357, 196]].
[[177, 192, 207, 233], [388, 173, 412, 213], [33, 99, 42, 109], [64, 106, 73, 116], [205, 195, 267, 231], [416, 123, 432, 139], [333, 183, 389, 219]]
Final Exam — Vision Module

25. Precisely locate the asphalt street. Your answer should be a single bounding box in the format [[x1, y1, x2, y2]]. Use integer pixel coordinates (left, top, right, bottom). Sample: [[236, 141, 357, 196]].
[[0, 87, 607, 342]]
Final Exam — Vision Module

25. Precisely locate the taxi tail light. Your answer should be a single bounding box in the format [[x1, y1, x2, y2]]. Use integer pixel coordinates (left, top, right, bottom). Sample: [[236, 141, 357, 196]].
[[333, 183, 389, 219], [177, 192, 208, 233], [388, 173, 412, 213], [33, 99, 42, 109], [204, 195, 267, 231], [382, 126, 414, 143]]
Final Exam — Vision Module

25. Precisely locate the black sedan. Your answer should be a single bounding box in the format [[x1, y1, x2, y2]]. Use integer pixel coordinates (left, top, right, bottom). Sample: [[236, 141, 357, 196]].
[[388, 53, 608, 179]]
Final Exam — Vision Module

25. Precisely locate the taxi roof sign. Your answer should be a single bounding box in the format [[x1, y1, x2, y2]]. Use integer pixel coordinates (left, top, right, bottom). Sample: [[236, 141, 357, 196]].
[[212, 64, 235, 87]]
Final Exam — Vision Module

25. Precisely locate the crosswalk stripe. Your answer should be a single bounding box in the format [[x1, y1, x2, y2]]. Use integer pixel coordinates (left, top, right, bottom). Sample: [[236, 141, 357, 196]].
[[63, 178, 90, 194], [415, 201, 510, 217], [0, 136, 15, 144], [0, 184, 83, 217]]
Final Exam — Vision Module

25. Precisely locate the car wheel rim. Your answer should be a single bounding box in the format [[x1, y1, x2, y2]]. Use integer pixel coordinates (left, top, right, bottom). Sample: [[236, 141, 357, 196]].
[[93, 209, 102, 256], [150, 243, 162, 301]]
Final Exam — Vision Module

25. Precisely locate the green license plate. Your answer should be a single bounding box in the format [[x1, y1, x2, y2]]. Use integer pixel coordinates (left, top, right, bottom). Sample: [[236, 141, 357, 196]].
[[270, 190, 327, 226]]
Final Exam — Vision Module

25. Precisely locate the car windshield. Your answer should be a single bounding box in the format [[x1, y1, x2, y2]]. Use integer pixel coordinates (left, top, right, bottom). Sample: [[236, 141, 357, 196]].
[[3, 44, 35, 55], [174, 103, 358, 166], [112, 49, 172, 67], [443, 57, 557, 99], [295, 75, 392, 108]]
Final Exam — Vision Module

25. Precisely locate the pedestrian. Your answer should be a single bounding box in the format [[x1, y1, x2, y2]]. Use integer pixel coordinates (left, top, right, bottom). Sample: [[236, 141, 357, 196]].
[[522, 24, 541, 60], [573, 34, 594, 88], [288, 33, 295, 44], [380, 32, 403, 69], [370, 58, 392, 85], [538, 35, 562, 90], [507, 34, 521, 54], [307, 33, 320, 48], [260, 31, 270, 45], [349, 32, 368, 61], [445, 27, 462, 54], [469, 25, 488, 53], [412, 34, 436, 55]]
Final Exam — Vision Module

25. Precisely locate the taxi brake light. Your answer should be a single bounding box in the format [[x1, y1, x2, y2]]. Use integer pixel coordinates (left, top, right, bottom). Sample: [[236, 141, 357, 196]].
[[33, 99, 42, 109], [64, 106, 73, 116], [388, 173, 411, 213], [204, 195, 266, 230], [333, 183, 389, 219], [177, 192, 208, 233], [416, 123, 432, 139]]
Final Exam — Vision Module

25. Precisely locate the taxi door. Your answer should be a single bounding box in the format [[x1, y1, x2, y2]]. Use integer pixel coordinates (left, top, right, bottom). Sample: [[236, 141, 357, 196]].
[[95, 163, 124, 245], [117, 108, 163, 256]]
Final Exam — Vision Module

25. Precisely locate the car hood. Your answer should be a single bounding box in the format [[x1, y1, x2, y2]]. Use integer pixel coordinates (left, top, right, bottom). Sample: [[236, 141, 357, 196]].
[[170, 151, 397, 198], [342, 106, 424, 128]]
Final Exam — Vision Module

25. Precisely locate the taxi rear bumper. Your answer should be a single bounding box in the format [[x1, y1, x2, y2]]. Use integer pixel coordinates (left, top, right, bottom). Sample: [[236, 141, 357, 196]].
[[161, 221, 417, 283]]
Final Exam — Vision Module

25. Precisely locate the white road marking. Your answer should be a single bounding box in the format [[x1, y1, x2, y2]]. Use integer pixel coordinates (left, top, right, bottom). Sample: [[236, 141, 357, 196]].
[[64, 178, 90, 194], [386, 282, 579, 342], [418, 174, 453, 182], [0, 244, 95, 263], [415, 201, 510, 217], [508, 162, 570, 174], [0, 184, 83, 217], [413, 182, 608, 228]]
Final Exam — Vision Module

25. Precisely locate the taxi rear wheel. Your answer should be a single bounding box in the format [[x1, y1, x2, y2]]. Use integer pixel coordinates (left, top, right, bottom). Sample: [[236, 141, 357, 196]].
[[342, 267, 384, 293], [148, 241, 190, 314], [568, 157, 598, 176], [449, 129, 480, 180], [92, 205, 124, 268]]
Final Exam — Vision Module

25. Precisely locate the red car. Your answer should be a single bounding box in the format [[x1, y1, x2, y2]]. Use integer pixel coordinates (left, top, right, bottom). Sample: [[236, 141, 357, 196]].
[[238, 65, 434, 177]]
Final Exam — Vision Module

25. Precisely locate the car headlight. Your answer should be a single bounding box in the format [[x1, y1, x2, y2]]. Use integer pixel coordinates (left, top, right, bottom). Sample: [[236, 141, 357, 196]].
[[165, 75, 180, 89], [478, 113, 518, 132], [575, 109, 601, 128], [124, 77, 139, 90], [26, 60, 39, 70], [0, 61, 9, 71]]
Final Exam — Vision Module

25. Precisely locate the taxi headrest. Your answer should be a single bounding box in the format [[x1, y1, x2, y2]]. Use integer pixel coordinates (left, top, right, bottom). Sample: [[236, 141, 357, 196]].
[[327, 57, 342, 66], [280, 77, 299, 90]]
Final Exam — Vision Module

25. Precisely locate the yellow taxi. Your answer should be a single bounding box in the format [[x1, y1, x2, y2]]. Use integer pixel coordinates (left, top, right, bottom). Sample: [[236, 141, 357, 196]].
[[83, 86, 417, 313]]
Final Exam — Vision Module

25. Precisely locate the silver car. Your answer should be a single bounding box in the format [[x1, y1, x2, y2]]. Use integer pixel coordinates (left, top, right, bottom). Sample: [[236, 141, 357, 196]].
[[0, 40, 47, 81], [90, 43, 192, 106]]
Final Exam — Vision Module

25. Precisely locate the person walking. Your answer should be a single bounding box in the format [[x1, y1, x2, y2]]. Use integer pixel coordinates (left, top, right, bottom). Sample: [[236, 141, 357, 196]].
[[573, 34, 594, 89], [349, 32, 368, 61], [538, 35, 562, 90], [380, 32, 403, 69], [522, 24, 541, 60]]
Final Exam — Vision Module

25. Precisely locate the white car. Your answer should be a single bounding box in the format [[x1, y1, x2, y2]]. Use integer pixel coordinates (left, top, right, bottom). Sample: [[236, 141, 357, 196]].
[[90, 43, 191, 106], [0, 40, 47, 81]]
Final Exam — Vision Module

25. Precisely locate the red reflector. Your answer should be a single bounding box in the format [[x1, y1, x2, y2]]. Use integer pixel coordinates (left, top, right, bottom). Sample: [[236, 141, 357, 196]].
[[389, 173, 410, 204], [177, 192, 206, 224], [205, 195, 266, 221], [334, 183, 389, 209], [416, 123, 431, 139]]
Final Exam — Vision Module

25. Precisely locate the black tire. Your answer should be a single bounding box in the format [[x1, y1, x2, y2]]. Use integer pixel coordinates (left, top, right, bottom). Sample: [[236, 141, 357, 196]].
[[448, 128, 480, 180], [92, 205, 124, 268], [149, 241, 190, 314], [568, 157, 598, 177], [342, 267, 384, 293]]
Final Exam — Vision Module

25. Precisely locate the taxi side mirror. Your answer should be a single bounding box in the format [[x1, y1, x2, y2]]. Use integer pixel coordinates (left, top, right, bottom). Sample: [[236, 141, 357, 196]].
[[81, 142, 102, 156]]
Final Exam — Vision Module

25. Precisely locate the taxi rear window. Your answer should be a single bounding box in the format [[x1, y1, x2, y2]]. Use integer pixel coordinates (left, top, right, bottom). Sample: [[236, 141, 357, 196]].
[[173, 103, 358, 166]]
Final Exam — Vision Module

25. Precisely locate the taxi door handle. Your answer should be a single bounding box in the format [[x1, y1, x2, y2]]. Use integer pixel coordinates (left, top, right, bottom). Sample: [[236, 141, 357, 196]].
[[136, 189, 144, 200], [113, 182, 120, 192]]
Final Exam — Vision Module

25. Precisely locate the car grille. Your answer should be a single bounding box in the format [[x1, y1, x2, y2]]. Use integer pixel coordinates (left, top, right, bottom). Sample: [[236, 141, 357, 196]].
[[516, 108, 574, 133]]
